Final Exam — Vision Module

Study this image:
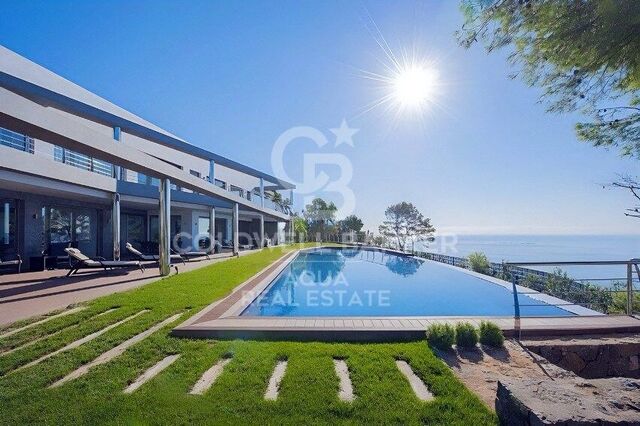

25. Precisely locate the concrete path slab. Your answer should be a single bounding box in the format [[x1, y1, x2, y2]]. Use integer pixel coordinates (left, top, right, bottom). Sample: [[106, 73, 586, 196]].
[[395, 360, 434, 402], [189, 357, 232, 395], [49, 312, 182, 388], [333, 359, 355, 402], [0, 324, 78, 357], [123, 354, 180, 394], [264, 360, 287, 400], [15, 309, 148, 373], [0, 306, 86, 338]]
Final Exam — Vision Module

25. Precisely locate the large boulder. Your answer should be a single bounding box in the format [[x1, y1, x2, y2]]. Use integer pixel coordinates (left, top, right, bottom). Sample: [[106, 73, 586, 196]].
[[495, 377, 640, 425]]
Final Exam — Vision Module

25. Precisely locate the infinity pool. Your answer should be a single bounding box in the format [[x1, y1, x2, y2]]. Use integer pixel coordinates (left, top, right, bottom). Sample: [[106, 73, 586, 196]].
[[241, 247, 573, 317]]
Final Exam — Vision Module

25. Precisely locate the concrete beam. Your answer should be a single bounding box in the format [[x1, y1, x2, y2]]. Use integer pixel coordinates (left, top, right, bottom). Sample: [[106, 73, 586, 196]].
[[0, 88, 290, 220]]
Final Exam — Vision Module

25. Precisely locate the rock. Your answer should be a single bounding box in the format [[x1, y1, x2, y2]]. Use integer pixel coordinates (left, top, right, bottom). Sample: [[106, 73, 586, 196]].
[[631, 355, 639, 372], [495, 377, 640, 425], [560, 352, 586, 375]]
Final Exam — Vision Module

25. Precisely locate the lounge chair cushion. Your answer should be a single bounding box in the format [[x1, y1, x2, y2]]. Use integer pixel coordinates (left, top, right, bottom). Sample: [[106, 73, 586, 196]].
[[100, 260, 141, 267]]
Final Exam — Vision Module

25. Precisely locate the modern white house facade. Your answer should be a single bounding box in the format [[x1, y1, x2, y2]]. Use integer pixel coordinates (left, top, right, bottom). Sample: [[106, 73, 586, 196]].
[[0, 45, 294, 275]]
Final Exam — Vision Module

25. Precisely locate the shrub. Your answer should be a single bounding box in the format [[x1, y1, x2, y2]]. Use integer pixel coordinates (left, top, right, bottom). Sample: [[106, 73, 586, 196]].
[[467, 252, 491, 275], [479, 321, 504, 347], [425, 323, 455, 351], [455, 322, 479, 349], [521, 274, 546, 292]]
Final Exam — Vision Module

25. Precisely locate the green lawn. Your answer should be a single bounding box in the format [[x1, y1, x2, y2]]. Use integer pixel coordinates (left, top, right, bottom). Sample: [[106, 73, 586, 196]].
[[0, 244, 495, 425]]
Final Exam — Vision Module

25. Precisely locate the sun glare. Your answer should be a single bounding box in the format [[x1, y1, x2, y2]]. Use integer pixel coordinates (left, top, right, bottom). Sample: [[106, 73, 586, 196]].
[[392, 66, 439, 108]]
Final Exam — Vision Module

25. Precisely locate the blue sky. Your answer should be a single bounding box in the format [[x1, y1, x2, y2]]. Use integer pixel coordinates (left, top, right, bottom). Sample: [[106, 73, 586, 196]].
[[1, 0, 638, 235]]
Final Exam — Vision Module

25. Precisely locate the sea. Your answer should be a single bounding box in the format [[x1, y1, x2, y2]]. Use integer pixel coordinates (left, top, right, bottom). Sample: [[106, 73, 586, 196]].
[[417, 234, 640, 287]]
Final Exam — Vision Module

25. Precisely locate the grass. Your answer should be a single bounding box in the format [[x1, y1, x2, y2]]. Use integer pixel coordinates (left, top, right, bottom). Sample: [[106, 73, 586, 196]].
[[0, 243, 495, 425]]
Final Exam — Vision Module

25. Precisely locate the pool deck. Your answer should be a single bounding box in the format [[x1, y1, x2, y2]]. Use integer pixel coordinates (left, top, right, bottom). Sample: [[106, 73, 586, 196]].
[[172, 248, 640, 342]]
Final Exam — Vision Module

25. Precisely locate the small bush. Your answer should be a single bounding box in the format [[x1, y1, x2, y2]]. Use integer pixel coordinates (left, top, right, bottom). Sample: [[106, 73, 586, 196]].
[[425, 323, 455, 350], [468, 252, 491, 275], [479, 321, 504, 347], [455, 322, 479, 349]]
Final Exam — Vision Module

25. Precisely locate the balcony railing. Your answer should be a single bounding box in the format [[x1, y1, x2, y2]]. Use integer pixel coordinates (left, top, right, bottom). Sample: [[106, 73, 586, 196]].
[[53, 146, 114, 177], [0, 127, 34, 153], [1, 126, 291, 215]]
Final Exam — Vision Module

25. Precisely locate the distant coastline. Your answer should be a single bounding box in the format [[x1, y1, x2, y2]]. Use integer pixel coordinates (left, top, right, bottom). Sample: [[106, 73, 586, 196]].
[[417, 234, 640, 283]]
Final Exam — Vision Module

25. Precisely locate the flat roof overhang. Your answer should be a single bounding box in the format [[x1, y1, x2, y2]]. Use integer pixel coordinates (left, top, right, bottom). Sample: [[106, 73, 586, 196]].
[[0, 87, 290, 221], [0, 70, 295, 191]]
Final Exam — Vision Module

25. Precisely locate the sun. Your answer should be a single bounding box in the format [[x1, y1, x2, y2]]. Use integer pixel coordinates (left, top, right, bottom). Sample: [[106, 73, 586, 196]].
[[392, 65, 439, 108]]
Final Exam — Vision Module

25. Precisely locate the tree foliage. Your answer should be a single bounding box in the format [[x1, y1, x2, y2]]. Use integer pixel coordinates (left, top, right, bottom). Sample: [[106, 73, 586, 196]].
[[292, 216, 308, 242], [339, 214, 364, 233], [303, 198, 338, 239], [378, 202, 435, 251], [457, 0, 640, 158]]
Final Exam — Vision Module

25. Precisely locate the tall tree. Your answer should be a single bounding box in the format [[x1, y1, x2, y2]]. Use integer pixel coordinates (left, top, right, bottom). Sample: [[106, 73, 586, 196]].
[[303, 198, 338, 239], [339, 214, 364, 233], [457, 0, 640, 159], [378, 202, 435, 251], [292, 216, 309, 241]]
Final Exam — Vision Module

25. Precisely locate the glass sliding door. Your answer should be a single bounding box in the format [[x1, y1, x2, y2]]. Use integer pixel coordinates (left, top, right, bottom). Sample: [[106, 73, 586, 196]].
[[0, 199, 17, 256], [120, 214, 146, 253], [149, 215, 182, 249], [46, 206, 98, 257]]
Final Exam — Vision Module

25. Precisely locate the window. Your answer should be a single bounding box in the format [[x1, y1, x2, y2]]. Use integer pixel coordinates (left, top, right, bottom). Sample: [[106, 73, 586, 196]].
[[198, 217, 210, 234], [121, 214, 145, 249], [0, 200, 16, 247], [48, 207, 72, 244], [74, 213, 91, 242], [149, 215, 182, 244], [190, 170, 201, 178], [46, 207, 97, 256]]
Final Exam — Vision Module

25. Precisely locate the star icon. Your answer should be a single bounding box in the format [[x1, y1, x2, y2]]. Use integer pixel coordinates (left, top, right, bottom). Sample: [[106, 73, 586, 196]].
[[330, 119, 359, 147]]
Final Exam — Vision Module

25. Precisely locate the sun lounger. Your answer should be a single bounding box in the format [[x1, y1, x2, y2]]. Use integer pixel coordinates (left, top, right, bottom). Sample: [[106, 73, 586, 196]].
[[0, 254, 22, 274], [171, 248, 210, 261], [126, 243, 185, 264], [65, 248, 144, 276]]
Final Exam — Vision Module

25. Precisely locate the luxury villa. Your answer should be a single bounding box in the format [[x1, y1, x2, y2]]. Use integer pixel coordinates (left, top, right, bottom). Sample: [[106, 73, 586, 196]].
[[0, 46, 295, 275]]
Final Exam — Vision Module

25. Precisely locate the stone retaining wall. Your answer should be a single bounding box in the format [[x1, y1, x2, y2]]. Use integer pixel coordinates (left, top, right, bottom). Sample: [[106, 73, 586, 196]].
[[525, 337, 640, 379]]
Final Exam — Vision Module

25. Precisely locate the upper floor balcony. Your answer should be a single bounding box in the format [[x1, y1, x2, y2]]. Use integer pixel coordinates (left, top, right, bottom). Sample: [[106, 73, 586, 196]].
[[0, 126, 292, 215]]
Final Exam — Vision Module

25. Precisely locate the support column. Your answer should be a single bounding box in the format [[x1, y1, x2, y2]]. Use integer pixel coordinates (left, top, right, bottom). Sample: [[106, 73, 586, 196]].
[[112, 193, 121, 260], [259, 214, 264, 248], [289, 218, 294, 244], [232, 202, 239, 255], [208, 160, 215, 183], [260, 178, 265, 208], [209, 206, 216, 253], [158, 178, 171, 276]]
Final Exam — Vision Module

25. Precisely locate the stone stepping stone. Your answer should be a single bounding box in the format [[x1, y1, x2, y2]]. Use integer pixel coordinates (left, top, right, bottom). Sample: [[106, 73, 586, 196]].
[[123, 354, 181, 394], [264, 360, 288, 400], [0, 307, 86, 339], [333, 359, 355, 402], [15, 310, 148, 373], [189, 357, 232, 395], [49, 312, 182, 388], [395, 360, 434, 402], [0, 324, 79, 357], [1, 309, 118, 357]]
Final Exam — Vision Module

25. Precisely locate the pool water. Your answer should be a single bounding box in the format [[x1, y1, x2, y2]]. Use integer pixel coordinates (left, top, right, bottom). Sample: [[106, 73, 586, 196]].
[[241, 248, 573, 317]]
